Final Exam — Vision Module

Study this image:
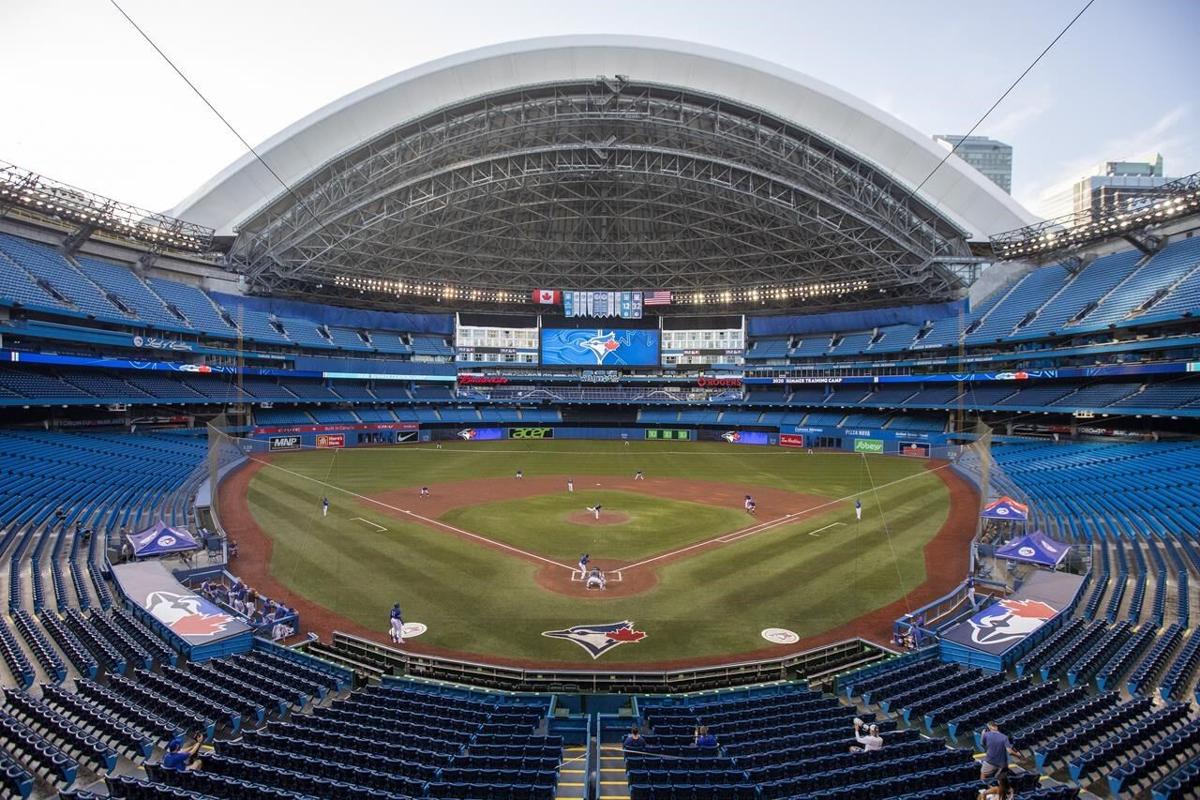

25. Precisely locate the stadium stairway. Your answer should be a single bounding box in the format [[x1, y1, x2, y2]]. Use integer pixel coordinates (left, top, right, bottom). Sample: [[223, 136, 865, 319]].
[[555, 743, 588, 799], [597, 742, 631, 800]]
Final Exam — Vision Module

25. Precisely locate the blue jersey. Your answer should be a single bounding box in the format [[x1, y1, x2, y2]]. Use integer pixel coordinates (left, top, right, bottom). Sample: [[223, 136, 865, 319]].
[[855, 500, 862, 509], [162, 750, 191, 771], [390, 607, 403, 621]]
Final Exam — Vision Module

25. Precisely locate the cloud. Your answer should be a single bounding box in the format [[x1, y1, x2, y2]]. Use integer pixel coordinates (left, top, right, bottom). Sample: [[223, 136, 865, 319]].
[[1018, 103, 1194, 217], [986, 89, 1054, 140]]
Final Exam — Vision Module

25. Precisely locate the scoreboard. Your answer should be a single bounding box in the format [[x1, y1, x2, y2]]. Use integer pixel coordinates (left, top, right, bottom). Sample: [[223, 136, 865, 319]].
[[563, 291, 643, 319], [644, 429, 691, 440]]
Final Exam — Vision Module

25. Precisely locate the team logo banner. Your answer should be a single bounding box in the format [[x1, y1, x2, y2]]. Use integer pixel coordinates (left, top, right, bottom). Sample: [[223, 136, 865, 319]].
[[542, 620, 647, 659], [457, 428, 504, 441], [940, 570, 1083, 656], [720, 430, 769, 446], [269, 435, 301, 452], [540, 328, 660, 367], [509, 427, 554, 440], [315, 434, 344, 449], [111, 561, 251, 646]]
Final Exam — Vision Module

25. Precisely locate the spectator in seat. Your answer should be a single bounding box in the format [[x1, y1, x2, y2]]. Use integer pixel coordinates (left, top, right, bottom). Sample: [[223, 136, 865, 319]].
[[622, 726, 644, 750], [161, 732, 204, 771], [980, 722, 1022, 780], [694, 726, 718, 748], [850, 718, 883, 752], [978, 768, 1012, 800]]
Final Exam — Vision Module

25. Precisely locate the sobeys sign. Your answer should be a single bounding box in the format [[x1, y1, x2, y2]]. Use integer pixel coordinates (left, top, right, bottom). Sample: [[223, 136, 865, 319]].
[[853, 438, 884, 453]]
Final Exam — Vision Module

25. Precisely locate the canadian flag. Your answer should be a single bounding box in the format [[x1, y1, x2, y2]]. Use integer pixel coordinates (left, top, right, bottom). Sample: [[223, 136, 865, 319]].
[[532, 289, 561, 304]]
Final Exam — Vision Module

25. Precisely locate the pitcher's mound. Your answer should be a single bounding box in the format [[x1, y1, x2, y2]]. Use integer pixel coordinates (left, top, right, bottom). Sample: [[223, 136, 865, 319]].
[[566, 511, 631, 526]]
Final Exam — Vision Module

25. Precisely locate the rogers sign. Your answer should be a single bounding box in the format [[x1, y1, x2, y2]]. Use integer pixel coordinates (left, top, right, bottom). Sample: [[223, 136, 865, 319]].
[[458, 375, 510, 386], [697, 376, 742, 388]]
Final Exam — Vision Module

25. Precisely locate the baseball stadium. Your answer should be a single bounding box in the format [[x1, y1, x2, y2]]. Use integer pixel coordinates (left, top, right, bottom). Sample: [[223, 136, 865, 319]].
[[0, 20, 1199, 800]]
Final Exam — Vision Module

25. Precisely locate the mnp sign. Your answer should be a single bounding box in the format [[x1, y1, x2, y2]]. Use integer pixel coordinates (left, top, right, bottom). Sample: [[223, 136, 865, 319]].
[[853, 438, 884, 453], [509, 427, 554, 440], [269, 435, 301, 452]]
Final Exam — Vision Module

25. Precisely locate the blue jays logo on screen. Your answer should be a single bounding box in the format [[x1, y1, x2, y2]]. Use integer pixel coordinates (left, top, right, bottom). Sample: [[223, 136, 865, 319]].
[[456, 428, 504, 441], [541, 620, 647, 659], [541, 328, 660, 367], [967, 598, 1057, 646]]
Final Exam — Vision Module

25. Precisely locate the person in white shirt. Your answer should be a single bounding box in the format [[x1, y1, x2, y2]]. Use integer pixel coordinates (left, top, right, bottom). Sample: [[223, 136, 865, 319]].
[[849, 718, 883, 752]]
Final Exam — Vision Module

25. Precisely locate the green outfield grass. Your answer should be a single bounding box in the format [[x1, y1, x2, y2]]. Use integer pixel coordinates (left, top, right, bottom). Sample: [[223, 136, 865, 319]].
[[440, 490, 751, 561], [244, 441, 955, 663]]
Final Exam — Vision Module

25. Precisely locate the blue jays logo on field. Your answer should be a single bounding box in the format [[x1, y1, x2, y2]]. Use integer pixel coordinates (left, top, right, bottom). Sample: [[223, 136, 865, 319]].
[[967, 598, 1057, 646], [542, 621, 647, 659], [458, 429, 479, 440], [721, 431, 742, 443]]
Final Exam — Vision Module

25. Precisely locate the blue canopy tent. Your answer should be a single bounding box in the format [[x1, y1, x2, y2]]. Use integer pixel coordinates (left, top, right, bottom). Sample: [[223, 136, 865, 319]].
[[994, 530, 1069, 568], [127, 522, 200, 558], [980, 496, 1030, 521]]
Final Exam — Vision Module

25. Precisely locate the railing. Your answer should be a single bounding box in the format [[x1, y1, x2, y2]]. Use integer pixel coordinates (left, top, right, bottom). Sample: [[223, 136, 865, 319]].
[[327, 631, 887, 694]]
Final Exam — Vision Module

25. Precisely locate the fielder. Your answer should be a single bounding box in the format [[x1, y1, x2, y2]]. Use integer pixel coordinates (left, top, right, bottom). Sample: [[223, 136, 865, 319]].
[[419, 487, 430, 500], [389, 603, 405, 645], [321, 496, 329, 517], [567, 478, 574, 493], [855, 499, 863, 521], [515, 469, 524, 479], [586, 504, 603, 520], [633, 470, 645, 481]]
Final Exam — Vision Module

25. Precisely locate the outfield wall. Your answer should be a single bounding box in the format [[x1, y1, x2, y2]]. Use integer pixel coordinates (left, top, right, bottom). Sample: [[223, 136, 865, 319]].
[[245, 423, 953, 458]]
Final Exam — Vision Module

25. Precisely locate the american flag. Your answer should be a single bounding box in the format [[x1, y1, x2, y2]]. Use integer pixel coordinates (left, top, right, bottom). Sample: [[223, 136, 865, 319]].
[[643, 290, 672, 306]]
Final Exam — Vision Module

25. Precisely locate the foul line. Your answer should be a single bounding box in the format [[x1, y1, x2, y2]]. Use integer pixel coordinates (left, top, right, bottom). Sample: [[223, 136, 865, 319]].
[[247, 456, 576, 572], [807, 522, 846, 538], [620, 462, 953, 573], [351, 517, 387, 532]]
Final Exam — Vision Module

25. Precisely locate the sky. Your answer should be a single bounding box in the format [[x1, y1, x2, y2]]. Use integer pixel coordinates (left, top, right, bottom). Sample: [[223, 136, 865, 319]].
[[1, 0, 1196, 220]]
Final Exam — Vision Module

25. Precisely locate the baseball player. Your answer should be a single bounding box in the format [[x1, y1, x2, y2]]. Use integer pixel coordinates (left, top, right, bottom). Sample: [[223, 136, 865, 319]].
[[321, 496, 329, 518], [586, 504, 602, 520], [744, 494, 753, 511], [419, 487, 430, 500], [748, 498, 757, 515], [578, 553, 590, 574], [567, 478, 574, 493], [633, 470, 645, 481], [515, 469, 524, 479], [855, 499, 863, 521], [389, 603, 404, 645]]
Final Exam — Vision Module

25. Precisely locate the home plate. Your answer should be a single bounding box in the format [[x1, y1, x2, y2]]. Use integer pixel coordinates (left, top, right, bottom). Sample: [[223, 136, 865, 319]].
[[762, 628, 800, 645]]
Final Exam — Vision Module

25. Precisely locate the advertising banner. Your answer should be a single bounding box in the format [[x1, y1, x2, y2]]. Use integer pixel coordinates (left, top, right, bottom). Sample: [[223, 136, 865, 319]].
[[898, 441, 930, 458], [509, 427, 555, 440], [254, 422, 419, 435], [779, 433, 807, 448], [394, 430, 418, 444], [315, 434, 345, 449], [853, 438, 884, 453], [849, 434, 888, 453], [269, 435, 302, 452], [111, 561, 251, 647], [456, 428, 504, 441], [539, 328, 660, 367]]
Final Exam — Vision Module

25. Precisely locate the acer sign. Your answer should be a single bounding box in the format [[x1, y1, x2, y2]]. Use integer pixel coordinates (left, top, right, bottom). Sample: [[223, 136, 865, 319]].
[[508, 427, 555, 440], [697, 376, 743, 388]]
